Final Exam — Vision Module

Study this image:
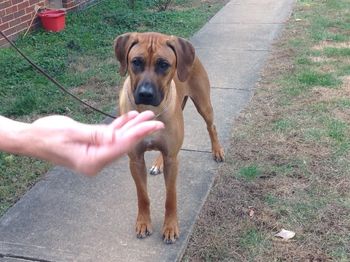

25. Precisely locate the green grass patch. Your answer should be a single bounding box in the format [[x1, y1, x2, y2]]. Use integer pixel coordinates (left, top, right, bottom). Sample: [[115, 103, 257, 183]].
[[239, 228, 270, 260], [273, 118, 294, 132], [327, 118, 348, 143], [297, 70, 339, 87], [270, 193, 329, 228], [281, 69, 340, 98], [336, 99, 350, 109], [296, 56, 313, 65], [336, 142, 350, 157], [324, 47, 350, 57], [0, 153, 50, 215], [239, 228, 265, 248], [264, 193, 278, 206], [237, 165, 261, 181], [338, 65, 350, 76], [328, 236, 350, 261], [304, 127, 327, 142]]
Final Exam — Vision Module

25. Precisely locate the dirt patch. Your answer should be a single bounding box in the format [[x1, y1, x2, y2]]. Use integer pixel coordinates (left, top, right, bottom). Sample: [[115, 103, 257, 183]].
[[70, 78, 120, 116], [341, 75, 350, 89]]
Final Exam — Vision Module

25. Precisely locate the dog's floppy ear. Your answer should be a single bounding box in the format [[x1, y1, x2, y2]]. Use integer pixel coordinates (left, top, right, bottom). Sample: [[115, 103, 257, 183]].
[[114, 33, 138, 76], [167, 36, 195, 82]]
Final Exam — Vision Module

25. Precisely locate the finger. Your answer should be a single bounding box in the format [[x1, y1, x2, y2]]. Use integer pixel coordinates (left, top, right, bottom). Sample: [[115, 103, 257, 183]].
[[71, 111, 139, 144], [82, 121, 164, 174], [110, 111, 139, 129], [118, 111, 156, 133], [70, 111, 154, 146], [119, 120, 164, 145]]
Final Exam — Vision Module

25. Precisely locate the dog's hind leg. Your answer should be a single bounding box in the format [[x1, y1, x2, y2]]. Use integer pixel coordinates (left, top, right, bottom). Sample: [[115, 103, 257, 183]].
[[190, 93, 225, 162]]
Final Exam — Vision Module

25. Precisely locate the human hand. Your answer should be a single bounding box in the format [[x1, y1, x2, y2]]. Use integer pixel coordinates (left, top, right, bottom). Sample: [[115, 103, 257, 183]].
[[27, 111, 164, 176]]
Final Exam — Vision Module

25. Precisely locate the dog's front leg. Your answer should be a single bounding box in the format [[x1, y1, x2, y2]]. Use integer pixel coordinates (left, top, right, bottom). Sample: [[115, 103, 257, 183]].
[[129, 155, 152, 239], [162, 155, 179, 244]]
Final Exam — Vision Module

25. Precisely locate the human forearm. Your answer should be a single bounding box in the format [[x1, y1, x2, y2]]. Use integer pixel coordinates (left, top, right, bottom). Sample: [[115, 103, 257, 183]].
[[0, 116, 31, 155], [0, 112, 163, 175]]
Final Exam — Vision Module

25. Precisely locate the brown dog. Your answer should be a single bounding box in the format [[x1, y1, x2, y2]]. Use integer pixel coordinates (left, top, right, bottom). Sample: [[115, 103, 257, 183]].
[[115, 32, 224, 244]]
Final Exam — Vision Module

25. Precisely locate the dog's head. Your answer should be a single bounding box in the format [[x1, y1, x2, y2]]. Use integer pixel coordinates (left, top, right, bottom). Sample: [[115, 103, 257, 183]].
[[114, 32, 195, 106]]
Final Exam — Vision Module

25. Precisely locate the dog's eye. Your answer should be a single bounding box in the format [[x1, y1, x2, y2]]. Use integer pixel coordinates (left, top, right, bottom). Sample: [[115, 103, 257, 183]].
[[156, 59, 170, 74], [131, 58, 144, 71]]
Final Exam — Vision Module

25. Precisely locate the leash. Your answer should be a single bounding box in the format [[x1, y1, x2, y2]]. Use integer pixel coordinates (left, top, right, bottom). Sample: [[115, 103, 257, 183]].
[[0, 30, 116, 119]]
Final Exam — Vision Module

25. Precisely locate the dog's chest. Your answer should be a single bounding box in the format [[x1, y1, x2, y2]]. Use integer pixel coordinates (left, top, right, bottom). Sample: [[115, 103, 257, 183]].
[[141, 134, 163, 151]]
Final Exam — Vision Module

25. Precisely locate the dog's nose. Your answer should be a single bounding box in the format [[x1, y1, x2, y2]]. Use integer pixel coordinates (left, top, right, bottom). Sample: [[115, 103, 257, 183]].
[[134, 82, 161, 106], [139, 85, 154, 99]]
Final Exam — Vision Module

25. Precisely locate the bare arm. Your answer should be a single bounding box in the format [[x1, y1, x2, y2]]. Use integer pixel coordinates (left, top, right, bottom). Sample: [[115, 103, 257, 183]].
[[0, 111, 164, 176], [0, 116, 30, 155]]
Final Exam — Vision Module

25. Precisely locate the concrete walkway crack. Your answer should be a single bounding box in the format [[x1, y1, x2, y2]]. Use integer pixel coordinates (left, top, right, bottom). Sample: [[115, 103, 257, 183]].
[[210, 22, 287, 25], [211, 86, 254, 91], [180, 148, 211, 154], [0, 253, 52, 262], [195, 47, 270, 52]]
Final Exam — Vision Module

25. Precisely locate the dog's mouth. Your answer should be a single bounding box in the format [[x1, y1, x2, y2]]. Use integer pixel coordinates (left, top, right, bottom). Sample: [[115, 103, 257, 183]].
[[133, 81, 163, 106]]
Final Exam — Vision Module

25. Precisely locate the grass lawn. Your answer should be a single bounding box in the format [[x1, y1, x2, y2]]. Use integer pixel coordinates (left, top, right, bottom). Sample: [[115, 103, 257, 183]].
[[0, 0, 228, 216], [183, 0, 350, 261]]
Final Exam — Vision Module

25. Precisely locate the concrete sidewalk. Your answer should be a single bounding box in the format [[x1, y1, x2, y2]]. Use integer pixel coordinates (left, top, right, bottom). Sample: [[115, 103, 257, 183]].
[[0, 0, 295, 261]]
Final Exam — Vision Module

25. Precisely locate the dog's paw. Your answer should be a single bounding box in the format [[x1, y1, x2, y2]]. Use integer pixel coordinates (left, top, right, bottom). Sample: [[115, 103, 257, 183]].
[[150, 155, 163, 175], [136, 220, 153, 239], [162, 220, 179, 244], [149, 165, 162, 176], [213, 147, 225, 162]]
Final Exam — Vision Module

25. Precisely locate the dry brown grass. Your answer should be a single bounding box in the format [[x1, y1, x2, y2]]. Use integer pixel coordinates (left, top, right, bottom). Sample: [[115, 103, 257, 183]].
[[183, 0, 350, 260], [312, 41, 350, 50]]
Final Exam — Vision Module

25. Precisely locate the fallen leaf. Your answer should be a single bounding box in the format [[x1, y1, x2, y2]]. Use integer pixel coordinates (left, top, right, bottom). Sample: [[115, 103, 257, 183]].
[[248, 206, 255, 217], [274, 229, 295, 240]]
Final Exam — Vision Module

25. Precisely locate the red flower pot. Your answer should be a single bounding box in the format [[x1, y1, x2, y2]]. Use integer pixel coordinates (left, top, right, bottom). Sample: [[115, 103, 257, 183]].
[[38, 10, 66, 32]]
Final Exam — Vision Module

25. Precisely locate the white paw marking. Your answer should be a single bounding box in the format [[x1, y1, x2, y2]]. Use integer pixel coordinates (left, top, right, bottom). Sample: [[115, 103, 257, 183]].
[[149, 166, 161, 176]]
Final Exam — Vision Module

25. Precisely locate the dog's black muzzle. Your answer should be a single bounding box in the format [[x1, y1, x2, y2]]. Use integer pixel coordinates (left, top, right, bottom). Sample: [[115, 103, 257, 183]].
[[134, 81, 163, 106]]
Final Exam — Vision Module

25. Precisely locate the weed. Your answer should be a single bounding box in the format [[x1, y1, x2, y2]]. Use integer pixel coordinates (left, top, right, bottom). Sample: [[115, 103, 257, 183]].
[[238, 165, 260, 181]]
